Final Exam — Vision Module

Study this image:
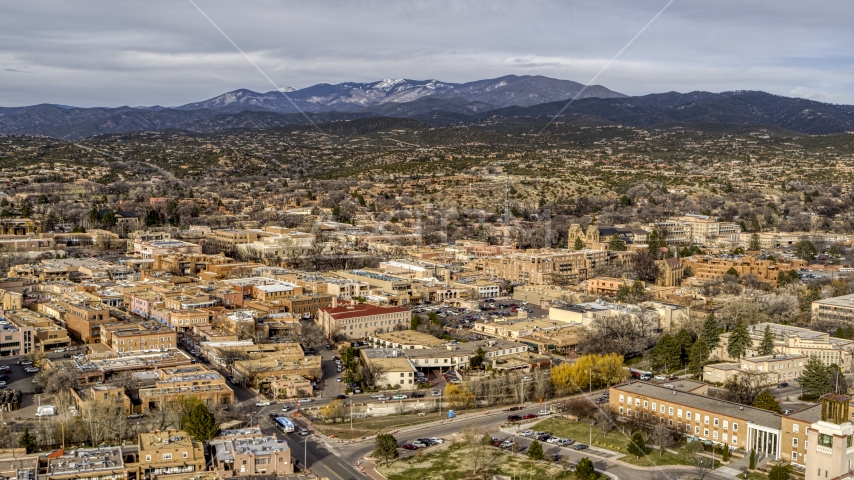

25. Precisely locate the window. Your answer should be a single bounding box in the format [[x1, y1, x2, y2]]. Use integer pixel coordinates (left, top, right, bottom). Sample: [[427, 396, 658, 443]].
[[685, 424, 691, 433], [162, 453, 172, 460], [704, 429, 709, 438], [644, 401, 649, 409], [146, 455, 151, 462], [678, 409, 683, 418], [792, 452, 798, 461], [695, 426, 700, 434], [687, 412, 692, 420], [619, 407, 624, 414], [793, 424, 799, 433], [182, 452, 188, 458], [704, 415, 710, 425], [723, 433, 728, 442], [723, 420, 728, 429], [660, 405, 665, 413], [713, 431, 718, 440], [635, 399, 640, 407], [714, 418, 719, 427], [733, 423, 738, 432], [677, 422, 682, 428], [732, 436, 737, 445], [651, 402, 655, 410], [793, 438, 798, 447]]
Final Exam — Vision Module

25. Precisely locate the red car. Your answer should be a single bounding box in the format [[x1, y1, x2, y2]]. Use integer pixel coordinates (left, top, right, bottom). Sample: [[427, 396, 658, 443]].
[[401, 444, 418, 450], [523, 414, 538, 419]]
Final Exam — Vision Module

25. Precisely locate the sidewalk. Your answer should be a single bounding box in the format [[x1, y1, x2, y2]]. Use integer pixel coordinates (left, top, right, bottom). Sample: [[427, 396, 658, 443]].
[[358, 459, 386, 480]]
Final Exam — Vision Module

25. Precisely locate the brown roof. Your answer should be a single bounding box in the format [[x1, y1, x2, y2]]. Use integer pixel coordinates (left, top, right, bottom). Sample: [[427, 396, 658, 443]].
[[320, 303, 407, 320]]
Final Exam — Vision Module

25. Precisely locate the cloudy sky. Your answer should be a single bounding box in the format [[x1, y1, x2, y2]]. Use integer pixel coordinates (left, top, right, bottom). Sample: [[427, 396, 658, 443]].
[[1, 0, 852, 107]]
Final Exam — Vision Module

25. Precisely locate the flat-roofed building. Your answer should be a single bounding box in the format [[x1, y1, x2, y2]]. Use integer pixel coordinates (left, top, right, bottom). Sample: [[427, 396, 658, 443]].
[[682, 255, 804, 288], [133, 430, 205, 479], [812, 293, 854, 326], [137, 366, 234, 412], [39, 446, 126, 480], [359, 348, 418, 390], [100, 322, 177, 353], [703, 353, 806, 386], [5, 309, 67, 351], [134, 239, 202, 258], [368, 330, 448, 349], [64, 302, 115, 343], [483, 248, 609, 285], [316, 303, 409, 339], [711, 322, 854, 369], [231, 354, 321, 388], [587, 276, 629, 296], [209, 427, 294, 477]]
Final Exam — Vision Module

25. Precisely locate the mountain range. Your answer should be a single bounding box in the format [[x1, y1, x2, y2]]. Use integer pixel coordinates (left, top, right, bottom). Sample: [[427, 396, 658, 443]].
[[0, 75, 852, 139]]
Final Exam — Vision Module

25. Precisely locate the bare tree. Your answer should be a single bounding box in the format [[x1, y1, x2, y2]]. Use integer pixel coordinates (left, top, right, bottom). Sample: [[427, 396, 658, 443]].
[[359, 362, 389, 389], [652, 421, 676, 456], [687, 440, 714, 480], [578, 307, 660, 356], [461, 425, 498, 476]]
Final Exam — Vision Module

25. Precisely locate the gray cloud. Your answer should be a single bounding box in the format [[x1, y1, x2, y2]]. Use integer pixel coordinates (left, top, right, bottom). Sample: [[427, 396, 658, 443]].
[[0, 0, 851, 107]]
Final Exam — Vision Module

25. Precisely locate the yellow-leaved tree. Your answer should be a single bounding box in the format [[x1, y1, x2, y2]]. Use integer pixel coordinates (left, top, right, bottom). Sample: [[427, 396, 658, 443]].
[[444, 383, 475, 409]]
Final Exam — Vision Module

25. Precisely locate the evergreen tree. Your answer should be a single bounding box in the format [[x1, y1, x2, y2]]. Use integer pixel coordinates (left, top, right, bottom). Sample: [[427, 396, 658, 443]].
[[374, 434, 399, 466], [608, 234, 626, 251], [674, 328, 694, 364], [652, 334, 682, 371], [527, 439, 544, 460], [102, 211, 117, 227], [89, 205, 101, 225], [688, 339, 710, 375], [722, 444, 730, 462], [752, 390, 782, 413], [627, 432, 646, 459], [700, 314, 720, 350], [144, 209, 161, 226], [646, 230, 662, 258], [575, 457, 596, 480], [630, 279, 647, 301], [683, 265, 693, 277], [799, 356, 831, 397], [410, 314, 421, 331], [725, 267, 740, 277], [749, 233, 761, 251], [749, 449, 756, 469], [19, 426, 37, 454], [19, 203, 31, 218], [481, 432, 494, 445], [727, 318, 751, 360], [758, 325, 775, 356], [768, 464, 790, 480], [183, 403, 219, 442], [574, 237, 585, 250]]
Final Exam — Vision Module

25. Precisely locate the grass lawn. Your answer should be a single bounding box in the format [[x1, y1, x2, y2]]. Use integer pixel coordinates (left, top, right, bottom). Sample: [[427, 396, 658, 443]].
[[377, 442, 606, 480], [529, 417, 720, 468], [314, 411, 453, 440]]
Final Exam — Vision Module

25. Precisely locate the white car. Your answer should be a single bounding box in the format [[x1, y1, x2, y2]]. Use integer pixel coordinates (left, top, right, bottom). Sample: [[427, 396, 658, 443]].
[[54, 348, 65, 353], [520, 430, 533, 437], [537, 410, 551, 416], [298, 398, 312, 403], [255, 400, 271, 407], [25, 367, 39, 373], [654, 375, 668, 380], [432, 390, 442, 397], [370, 393, 383, 399], [546, 436, 561, 444], [428, 437, 444, 444], [376, 395, 389, 401]]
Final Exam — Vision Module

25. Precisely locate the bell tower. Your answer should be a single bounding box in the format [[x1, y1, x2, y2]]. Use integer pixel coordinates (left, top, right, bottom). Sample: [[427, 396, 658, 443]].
[[807, 394, 854, 480]]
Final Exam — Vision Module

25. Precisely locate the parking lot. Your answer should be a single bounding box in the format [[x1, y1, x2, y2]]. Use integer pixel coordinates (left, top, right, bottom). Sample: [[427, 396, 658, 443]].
[[410, 299, 549, 339]]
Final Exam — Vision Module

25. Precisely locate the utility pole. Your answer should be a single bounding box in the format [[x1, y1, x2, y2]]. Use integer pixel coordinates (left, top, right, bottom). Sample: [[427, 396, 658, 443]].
[[350, 399, 354, 430]]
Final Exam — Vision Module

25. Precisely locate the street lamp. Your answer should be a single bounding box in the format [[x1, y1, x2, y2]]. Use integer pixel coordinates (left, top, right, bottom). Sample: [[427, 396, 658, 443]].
[[304, 435, 309, 473]]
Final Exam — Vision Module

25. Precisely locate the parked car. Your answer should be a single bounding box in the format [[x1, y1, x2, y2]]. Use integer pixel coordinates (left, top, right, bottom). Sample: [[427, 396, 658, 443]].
[[428, 437, 444, 444], [520, 430, 533, 437], [411, 441, 427, 448], [0, 381, 7, 388], [537, 410, 551, 416], [256, 400, 271, 407], [411, 392, 425, 398], [523, 413, 538, 419], [401, 444, 418, 450], [335, 394, 348, 400], [594, 398, 607, 404], [127, 413, 144, 419], [25, 367, 39, 373], [573, 444, 589, 450], [546, 436, 561, 444], [654, 375, 667, 380], [508, 406, 523, 411], [376, 395, 389, 401], [432, 390, 442, 397], [500, 440, 515, 448], [336, 377, 342, 382], [298, 398, 312, 403], [507, 415, 522, 422], [371, 393, 384, 399], [640, 374, 652, 380], [778, 382, 790, 388], [392, 394, 408, 400], [557, 439, 574, 446]]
